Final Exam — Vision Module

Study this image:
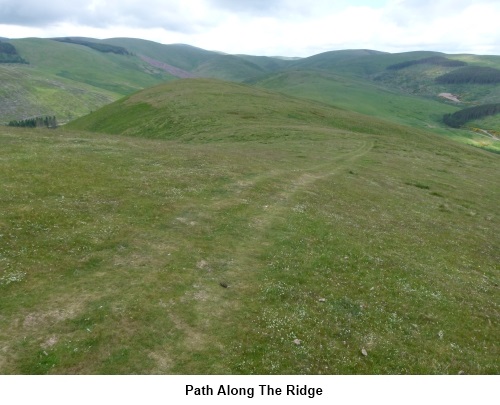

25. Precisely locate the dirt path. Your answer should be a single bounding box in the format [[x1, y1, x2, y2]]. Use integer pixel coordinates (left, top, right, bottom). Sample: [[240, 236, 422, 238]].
[[183, 138, 374, 365]]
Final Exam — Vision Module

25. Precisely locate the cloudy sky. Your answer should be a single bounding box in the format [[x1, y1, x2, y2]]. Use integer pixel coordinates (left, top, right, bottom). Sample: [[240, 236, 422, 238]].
[[1, 0, 499, 56]]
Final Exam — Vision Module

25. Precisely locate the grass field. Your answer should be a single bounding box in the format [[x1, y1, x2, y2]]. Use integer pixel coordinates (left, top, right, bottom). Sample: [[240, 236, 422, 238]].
[[1, 80, 498, 374]]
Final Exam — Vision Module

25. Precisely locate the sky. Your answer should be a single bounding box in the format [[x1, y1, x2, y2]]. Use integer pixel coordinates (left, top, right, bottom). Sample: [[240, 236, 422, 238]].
[[1, 0, 499, 57]]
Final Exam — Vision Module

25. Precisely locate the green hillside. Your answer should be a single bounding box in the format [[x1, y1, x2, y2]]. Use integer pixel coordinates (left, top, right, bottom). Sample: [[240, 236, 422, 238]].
[[0, 38, 182, 124], [0, 38, 293, 125], [102, 38, 219, 71], [1, 38, 499, 152], [11, 38, 176, 94], [67, 79, 416, 140], [103, 38, 285, 81], [1, 78, 498, 374], [250, 50, 500, 152], [250, 69, 459, 128], [0, 64, 118, 124]]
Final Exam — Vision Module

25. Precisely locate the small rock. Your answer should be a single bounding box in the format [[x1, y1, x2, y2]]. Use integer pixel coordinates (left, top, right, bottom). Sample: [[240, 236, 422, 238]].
[[361, 348, 368, 356], [293, 339, 302, 345], [318, 298, 326, 302], [438, 330, 444, 339], [458, 370, 465, 375]]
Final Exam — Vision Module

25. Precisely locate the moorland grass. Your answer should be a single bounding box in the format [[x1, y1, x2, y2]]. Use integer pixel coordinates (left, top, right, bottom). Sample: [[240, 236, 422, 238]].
[[0, 80, 498, 374]]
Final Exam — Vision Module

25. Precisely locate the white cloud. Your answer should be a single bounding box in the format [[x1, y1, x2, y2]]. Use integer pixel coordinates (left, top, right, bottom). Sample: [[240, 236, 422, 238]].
[[0, 0, 499, 56]]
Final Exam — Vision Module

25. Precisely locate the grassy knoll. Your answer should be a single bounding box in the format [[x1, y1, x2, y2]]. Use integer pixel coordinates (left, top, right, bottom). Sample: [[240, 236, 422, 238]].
[[66, 79, 412, 140], [0, 79, 498, 374]]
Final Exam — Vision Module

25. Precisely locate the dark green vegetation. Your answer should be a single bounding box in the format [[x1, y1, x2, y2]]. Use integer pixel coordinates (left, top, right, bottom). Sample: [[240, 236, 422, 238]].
[[443, 103, 500, 128], [8, 116, 57, 128], [436, 66, 500, 84], [387, 56, 467, 70], [0, 41, 28, 64], [53, 38, 130, 55], [1, 79, 498, 374]]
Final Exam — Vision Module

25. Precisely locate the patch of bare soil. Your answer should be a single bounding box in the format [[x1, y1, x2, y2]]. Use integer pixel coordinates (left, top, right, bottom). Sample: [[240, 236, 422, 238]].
[[439, 93, 461, 103]]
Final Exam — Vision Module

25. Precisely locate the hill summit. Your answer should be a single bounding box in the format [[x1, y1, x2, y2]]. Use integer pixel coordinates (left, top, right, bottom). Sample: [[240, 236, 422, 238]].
[[68, 78, 412, 141]]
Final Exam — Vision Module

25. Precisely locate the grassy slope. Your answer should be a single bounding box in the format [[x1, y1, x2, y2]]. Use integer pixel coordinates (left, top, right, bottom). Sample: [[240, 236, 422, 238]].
[[0, 64, 117, 124], [0, 38, 180, 123], [3, 38, 498, 150], [12, 38, 175, 95], [0, 38, 291, 123], [290, 50, 439, 75], [104, 38, 280, 82], [102, 39, 218, 71], [1, 79, 498, 374], [67, 79, 412, 140], [251, 69, 459, 129], [252, 50, 500, 152]]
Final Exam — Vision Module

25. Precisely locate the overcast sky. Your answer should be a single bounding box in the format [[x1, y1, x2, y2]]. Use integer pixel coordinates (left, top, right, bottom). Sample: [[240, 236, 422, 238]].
[[1, 0, 499, 56]]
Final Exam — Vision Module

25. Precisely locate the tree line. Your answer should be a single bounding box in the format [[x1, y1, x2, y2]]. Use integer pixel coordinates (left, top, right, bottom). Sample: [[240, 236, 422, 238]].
[[443, 103, 500, 128], [53, 38, 130, 55], [436, 66, 500, 84], [387, 56, 467, 71], [8, 116, 58, 128], [0, 41, 28, 64]]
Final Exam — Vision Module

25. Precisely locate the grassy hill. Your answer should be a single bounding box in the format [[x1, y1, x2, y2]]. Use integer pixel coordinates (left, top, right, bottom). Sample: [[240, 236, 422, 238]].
[[249, 50, 500, 152], [103, 38, 289, 81], [1, 37, 499, 151], [0, 64, 117, 123], [249, 69, 459, 128], [1, 79, 498, 374], [0, 37, 293, 124], [0, 38, 184, 124], [67, 79, 413, 140]]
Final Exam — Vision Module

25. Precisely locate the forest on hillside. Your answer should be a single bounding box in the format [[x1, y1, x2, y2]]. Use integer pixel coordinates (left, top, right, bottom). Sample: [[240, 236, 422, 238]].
[[443, 103, 500, 128], [53, 38, 130, 55], [8, 116, 58, 128], [386, 56, 466, 70], [436, 66, 500, 84], [0, 41, 28, 63]]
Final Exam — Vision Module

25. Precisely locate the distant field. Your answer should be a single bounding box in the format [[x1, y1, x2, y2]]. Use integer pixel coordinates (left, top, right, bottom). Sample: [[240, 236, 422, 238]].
[[1, 80, 498, 374]]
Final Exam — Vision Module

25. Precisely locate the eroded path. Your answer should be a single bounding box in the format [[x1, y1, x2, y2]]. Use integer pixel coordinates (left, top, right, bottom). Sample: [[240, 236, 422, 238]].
[[169, 136, 374, 372]]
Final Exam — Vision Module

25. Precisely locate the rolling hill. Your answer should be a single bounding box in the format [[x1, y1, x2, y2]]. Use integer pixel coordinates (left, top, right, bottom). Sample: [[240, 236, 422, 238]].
[[1, 37, 499, 151], [66, 78, 415, 140], [1, 78, 498, 374], [251, 50, 500, 151]]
